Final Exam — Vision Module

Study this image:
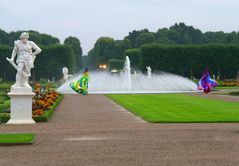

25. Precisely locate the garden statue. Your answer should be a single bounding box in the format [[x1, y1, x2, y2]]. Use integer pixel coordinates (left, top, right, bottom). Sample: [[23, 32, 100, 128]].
[[6, 32, 42, 89], [6, 32, 41, 124], [146, 66, 152, 78], [62, 66, 73, 82]]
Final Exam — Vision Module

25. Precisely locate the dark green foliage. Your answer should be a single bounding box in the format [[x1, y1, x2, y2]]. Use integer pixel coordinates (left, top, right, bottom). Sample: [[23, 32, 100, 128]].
[[64, 36, 83, 71], [115, 39, 132, 59], [136, 32, 155, 47], [229, 91, 239, 96], [0, 30, 59, 46], [0, 45, 15, 81], [34, 45, 76, 80], [88, 22, 239, 77], [140, 44, 239, 79], [123, 48, 141, 69], [88, 37, 117, 68], [126, 29, 149, 48], [108, 59, 124, 70], [82, 55, 88, 68]]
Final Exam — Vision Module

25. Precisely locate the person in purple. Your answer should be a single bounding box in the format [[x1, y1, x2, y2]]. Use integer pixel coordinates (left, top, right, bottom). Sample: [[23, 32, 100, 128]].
[[198, 68, 218, 93]]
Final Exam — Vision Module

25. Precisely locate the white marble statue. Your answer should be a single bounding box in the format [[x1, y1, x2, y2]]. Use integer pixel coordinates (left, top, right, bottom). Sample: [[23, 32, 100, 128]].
[[6, 32, 42, 88], [62, 67, 69, 81], [62, 66, 73, 81], [146, 66, 152, 78]]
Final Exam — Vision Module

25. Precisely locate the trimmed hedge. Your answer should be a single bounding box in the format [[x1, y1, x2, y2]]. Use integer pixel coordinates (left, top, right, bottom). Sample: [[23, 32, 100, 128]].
[[123, 48, 141, 69], [0, 100, 10, 112], [108, 59, 124, 70], [0, 94, 64, 124], [140, 44, 239, 79]]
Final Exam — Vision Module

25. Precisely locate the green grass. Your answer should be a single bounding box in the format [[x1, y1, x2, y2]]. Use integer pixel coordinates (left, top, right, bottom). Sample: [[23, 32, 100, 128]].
[[0, 133, 35, 145], [107, 94, 239, 123]]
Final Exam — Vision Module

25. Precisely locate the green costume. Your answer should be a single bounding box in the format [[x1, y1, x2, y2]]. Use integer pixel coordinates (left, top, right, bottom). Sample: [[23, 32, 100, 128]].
[[70, 72, 90, 95]]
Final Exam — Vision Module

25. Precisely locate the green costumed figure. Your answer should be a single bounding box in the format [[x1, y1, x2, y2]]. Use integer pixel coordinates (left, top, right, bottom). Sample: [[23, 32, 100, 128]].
[[70, 68, 90, 95]]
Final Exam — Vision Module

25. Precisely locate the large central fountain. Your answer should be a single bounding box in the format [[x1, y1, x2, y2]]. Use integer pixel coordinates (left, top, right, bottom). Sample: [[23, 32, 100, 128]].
[[57, 56, 198, 94]]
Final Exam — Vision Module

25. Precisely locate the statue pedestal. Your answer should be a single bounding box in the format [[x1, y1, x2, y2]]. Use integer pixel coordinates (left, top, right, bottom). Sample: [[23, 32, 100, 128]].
[[7, 87, 35, 124]]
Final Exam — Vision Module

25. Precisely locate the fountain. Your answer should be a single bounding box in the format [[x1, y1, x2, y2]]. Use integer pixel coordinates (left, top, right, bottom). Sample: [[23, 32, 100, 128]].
[[124, 56, 131, 91], [57, 57, 198, 94]]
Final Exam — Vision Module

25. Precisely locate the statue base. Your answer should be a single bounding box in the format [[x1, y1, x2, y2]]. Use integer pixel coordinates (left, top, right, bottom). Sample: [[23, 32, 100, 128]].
[[7, 86, 35, 125]]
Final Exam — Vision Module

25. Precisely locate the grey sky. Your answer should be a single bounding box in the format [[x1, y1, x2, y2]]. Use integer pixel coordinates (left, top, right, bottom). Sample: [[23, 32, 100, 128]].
[[0, 0, 239, 54]]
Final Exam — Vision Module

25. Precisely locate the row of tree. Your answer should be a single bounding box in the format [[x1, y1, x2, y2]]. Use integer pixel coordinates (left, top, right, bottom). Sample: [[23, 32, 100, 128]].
[[0, 29, 59, 46], [87, 23, 239, 79], [0, 28, 83, 81]]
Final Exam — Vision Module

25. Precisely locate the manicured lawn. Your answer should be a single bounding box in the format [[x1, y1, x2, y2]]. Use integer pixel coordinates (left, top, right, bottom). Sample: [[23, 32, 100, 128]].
[[107, 94, 239, 123], [0, 133, 35, 145]]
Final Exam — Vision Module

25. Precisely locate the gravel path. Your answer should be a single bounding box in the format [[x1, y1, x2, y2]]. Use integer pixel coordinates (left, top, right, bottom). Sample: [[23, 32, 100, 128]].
[[0, 94, 239, 166]]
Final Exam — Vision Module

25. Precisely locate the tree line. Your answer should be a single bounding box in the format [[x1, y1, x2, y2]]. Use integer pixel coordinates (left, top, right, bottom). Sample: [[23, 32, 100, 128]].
[[87, 22, 239, 79], [0, 29, 83, 81]]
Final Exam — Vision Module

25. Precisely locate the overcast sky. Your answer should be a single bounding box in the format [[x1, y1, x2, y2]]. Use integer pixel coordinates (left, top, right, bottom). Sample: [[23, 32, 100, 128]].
[[0, 0, 239, 54]]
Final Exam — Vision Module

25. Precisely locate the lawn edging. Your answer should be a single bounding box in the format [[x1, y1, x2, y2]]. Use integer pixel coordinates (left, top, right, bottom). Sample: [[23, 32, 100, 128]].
[[0, 133, 35, 146]]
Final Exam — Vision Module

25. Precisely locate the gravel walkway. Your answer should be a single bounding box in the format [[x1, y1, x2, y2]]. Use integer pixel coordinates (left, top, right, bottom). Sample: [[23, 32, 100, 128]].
[[0, 94, 239, 166]]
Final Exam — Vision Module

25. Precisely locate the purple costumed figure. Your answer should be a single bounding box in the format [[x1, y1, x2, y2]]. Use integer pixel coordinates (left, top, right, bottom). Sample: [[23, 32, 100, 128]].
[[198, 69, 218, 93]]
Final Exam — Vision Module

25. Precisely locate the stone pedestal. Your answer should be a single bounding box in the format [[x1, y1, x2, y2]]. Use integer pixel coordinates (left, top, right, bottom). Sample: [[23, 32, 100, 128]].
[[7, 86, 35, 124]]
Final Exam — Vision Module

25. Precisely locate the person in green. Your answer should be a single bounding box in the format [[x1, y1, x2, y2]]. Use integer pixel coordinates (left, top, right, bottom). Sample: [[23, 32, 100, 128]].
[[70, 68, 90, 95]]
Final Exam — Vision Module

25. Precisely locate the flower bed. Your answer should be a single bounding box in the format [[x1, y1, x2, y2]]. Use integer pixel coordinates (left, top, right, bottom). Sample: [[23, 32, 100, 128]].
[[0, 83, 63, 124], [221, 79, 239, 86]]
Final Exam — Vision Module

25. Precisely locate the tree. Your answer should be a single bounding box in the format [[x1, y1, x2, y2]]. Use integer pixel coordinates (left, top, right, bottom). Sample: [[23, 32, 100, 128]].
[[115, 38, 132, 59], [125, 29, 149, 48], [64, 36, 83, 71], [136, 32, 155, 47], [88, 37, 116, 68]]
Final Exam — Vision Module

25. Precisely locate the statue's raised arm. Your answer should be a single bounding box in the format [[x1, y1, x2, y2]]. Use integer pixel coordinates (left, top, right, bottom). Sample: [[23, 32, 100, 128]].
[[6, 32, 42, 88]]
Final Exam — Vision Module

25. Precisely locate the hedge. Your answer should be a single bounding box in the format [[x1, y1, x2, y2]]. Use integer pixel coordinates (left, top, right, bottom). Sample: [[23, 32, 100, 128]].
[[108, 59, 124, 70], [0, 44, 77, 81], [140, 44, 239, 79], [123, 48, 141, 69], [0, 94, 64, 124]]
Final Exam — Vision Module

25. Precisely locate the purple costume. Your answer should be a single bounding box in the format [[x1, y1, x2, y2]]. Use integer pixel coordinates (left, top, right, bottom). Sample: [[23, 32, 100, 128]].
[[198, 69, 218, 93]]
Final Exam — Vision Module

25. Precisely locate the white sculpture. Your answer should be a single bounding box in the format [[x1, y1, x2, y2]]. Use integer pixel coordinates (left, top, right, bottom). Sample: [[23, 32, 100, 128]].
[[146, 66, 152, 78], [6, 32, 42, 88], [62, 66, 73, 81], [6, 32, 41, 124]]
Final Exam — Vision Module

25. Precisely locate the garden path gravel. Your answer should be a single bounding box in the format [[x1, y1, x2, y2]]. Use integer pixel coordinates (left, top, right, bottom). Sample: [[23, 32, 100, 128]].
[[0, 94, 239, 166]]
